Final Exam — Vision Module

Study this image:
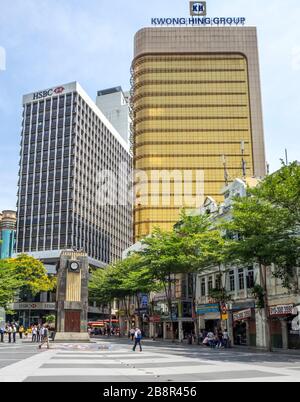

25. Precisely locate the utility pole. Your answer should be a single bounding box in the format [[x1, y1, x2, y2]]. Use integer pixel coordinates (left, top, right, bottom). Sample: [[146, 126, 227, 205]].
[[222, 155, 229, 186], [241, 140, 246, 179], [285, 149, 289, 166]]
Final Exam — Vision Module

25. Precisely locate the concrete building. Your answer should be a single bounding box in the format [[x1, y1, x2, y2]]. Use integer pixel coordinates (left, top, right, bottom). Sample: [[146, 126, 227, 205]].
[[196, 179, 300, 350], [132, 27, 266, 241], [16, 82, 133, 269], [0, 210, 16, 259], [96, 87, 130, 143]]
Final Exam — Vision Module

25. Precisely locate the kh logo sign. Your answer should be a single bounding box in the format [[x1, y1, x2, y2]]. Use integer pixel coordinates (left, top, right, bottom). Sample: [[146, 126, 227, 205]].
[[292, 306, 300, 331], [190, 1, 207, 16]]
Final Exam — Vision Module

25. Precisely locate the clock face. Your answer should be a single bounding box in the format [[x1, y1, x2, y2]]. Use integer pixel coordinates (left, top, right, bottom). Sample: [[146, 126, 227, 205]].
[[70, 262, 79, 271]]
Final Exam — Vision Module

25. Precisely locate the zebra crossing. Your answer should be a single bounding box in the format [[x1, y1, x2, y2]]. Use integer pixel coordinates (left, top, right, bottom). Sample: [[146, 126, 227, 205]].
[[0, 340, 299, 382]]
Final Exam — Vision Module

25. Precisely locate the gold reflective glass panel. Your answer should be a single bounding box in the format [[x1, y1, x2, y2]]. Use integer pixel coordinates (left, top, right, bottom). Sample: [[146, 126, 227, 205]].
[[132, 54, 254, 241]]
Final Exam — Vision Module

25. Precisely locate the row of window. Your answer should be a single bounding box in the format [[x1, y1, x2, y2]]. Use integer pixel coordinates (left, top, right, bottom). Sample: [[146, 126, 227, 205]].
[[200, 268, 254, 296]]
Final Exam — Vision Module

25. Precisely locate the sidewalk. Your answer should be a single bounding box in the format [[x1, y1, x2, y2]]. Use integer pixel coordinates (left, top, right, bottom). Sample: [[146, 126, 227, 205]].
[[95, 335, 300, 356]]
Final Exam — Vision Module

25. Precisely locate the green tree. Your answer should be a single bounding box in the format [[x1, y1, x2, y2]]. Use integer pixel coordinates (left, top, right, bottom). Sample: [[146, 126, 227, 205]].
[[0, 261, 21, 308], [251, 162, 300, 289], [175, 211, 229, 333], [223, 193, 296, 351], [253, 161, 300, 225], [139, 229, 190, 340], [0, 255, 56, 310], [119, 254, 161, 330]]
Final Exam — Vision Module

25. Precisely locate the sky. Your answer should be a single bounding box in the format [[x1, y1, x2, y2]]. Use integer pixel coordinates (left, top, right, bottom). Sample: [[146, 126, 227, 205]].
[[0, 0, 299, 210]]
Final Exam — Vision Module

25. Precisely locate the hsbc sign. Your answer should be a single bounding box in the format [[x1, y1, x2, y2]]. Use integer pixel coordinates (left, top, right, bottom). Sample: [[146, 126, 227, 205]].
[[33, 86, 65, 100]]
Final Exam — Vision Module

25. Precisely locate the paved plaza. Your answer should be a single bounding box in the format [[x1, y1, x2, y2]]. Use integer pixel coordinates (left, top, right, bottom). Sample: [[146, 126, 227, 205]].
[[0, 338, 300, 382]]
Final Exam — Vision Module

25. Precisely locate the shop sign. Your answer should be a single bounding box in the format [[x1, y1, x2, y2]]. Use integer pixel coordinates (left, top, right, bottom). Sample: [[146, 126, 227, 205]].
[[230, 302, 256, 311], [196, 303, 219, 315], [9, 303, 56, 311], [269, 304, 294, 316], [139, 294, 148, 308], [150, 316, 161, 323], [233, 309, 252, 322]]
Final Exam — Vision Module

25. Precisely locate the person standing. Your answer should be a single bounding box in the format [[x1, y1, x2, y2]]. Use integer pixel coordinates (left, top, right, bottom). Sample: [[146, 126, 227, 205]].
[[223, 329, 229, 349], [12, 324, 17, 343], [19, 325, 24, 339], [38, 325, 50, 349], [207, 330, 215, 348], [37, 325, 41, 343], [32, 326, 37, 343], [7, 325, 12, 343], [0, 324, 5, 343], [132, 328, 142, 352]]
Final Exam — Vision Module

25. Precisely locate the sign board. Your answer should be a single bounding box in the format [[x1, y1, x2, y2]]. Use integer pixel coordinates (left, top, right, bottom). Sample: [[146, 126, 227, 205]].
[[151, 1, 246, 27], [233, 309, 252, 322], [9, 303, 56, 311], [140, 294, 148, 308], [221, 314, 229, 321], [196, 303, 219, 315], [269, 304, 294, 316], [230, 302, 256, 311]]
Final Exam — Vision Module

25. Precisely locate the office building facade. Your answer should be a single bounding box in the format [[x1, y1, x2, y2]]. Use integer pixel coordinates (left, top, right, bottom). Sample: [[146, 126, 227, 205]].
[[0, 210, 16, 259], [17, 82, 132, 267], [132, 27, 266, 240], [96, 86, 130, 143]]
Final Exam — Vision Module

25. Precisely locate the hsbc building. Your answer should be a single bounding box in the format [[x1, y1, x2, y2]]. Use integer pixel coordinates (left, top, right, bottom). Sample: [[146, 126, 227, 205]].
[[17, 82, 132, 271]]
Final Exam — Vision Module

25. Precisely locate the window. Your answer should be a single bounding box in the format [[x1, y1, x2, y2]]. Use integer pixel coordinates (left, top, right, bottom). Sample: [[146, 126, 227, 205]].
[[247, 267, 254, 288], [229, 270, 235, 292], [201, 278, 206, 296], [238, 268, 245, 290], [215, 274, 222, 290], [208, 276, 213, 292]]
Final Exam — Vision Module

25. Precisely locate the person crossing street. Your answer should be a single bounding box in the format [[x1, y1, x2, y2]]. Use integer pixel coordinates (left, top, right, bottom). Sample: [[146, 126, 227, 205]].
[[132, 327, 142, 352]]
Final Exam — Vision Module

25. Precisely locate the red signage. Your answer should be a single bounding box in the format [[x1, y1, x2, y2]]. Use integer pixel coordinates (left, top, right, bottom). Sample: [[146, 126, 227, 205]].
[[54, 86, 65, 94], [150, 316, 161, 323]]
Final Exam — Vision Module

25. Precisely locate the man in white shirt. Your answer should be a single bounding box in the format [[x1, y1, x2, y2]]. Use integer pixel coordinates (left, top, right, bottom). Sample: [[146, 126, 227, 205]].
[[132, 328, 142, 352]]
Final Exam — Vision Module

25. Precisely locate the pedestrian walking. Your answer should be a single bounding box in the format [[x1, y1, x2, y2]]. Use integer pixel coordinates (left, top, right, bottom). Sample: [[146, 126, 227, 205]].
[[130, 328, 135, 341], [132, 328, 142, 352], [38, 325, 50, 349]]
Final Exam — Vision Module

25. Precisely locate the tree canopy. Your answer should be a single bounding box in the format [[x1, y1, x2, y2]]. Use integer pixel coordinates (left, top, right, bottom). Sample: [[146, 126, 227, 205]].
[[0, 254, 56, 309]]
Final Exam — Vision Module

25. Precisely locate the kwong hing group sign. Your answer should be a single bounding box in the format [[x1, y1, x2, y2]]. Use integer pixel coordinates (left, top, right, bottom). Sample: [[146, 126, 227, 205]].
[[151, 1, 246, 27]]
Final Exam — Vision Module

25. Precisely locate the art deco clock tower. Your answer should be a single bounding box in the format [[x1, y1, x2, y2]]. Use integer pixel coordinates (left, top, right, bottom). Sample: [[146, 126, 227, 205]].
[[55, 250, 90, 342]]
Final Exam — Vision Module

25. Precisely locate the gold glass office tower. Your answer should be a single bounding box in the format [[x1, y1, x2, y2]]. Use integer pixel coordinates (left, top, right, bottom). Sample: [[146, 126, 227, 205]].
[[132, 27, 266, 240]]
